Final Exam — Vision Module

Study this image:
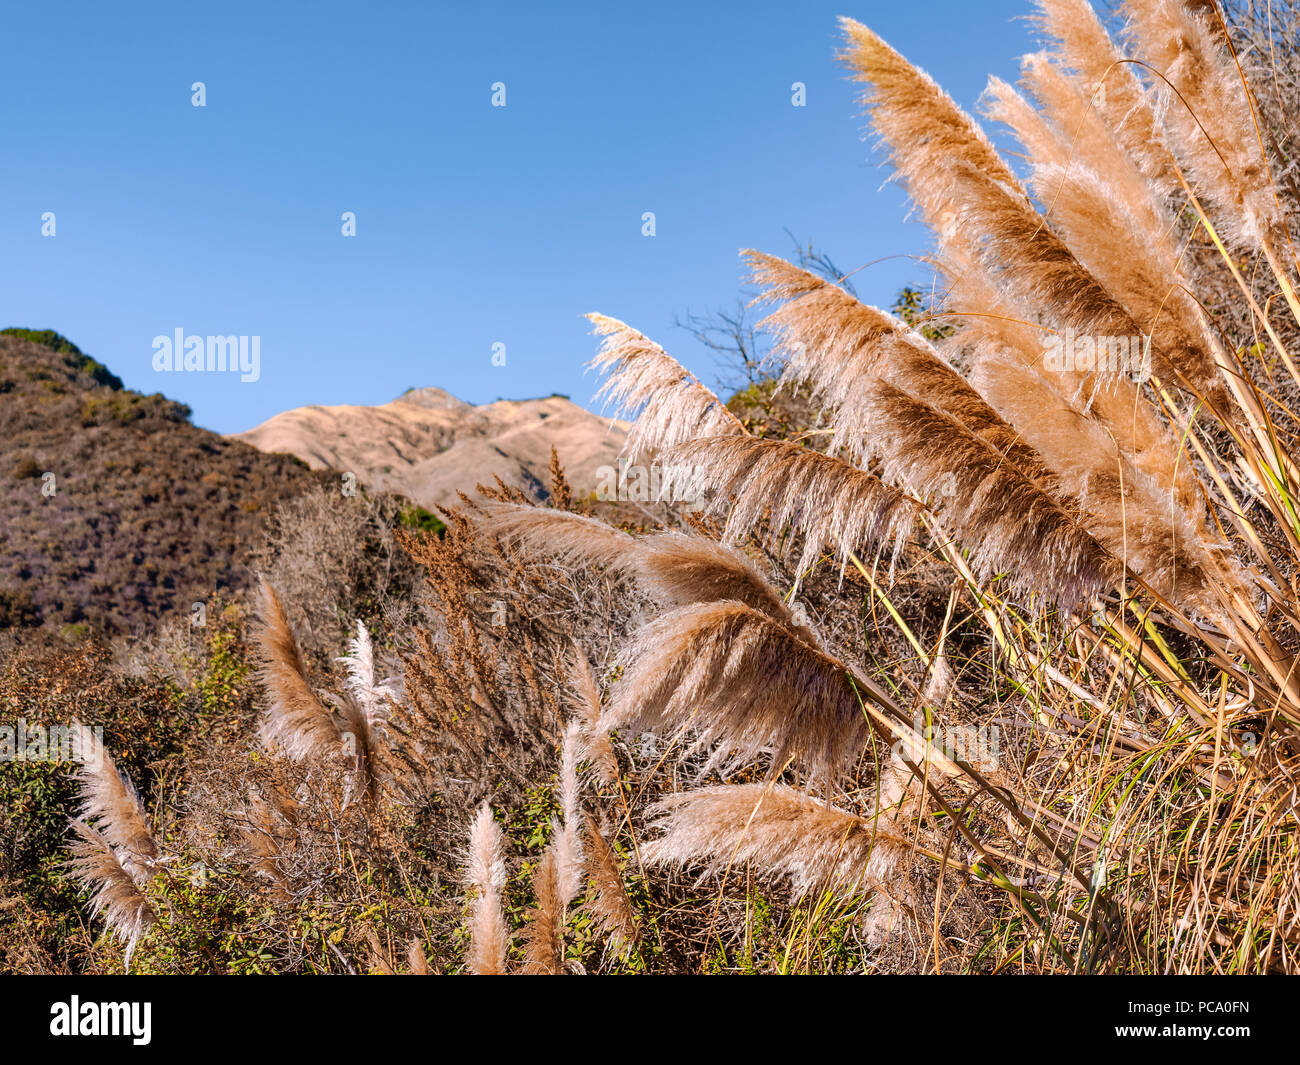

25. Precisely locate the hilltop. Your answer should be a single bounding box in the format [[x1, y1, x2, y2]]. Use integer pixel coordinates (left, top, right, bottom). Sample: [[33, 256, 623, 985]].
[[0, 331, 329, 637], [233, 386, 628, 506]]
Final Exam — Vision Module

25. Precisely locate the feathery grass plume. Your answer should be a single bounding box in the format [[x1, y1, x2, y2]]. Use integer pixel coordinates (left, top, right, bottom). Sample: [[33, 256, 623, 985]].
[[745, 249, 1055, 481], [838, 15, 1029, 215], [408, 939, 430, 975], [72, 724, 158, 869], [983, 62, 1224, 399], [338, 620, 398, 731], [603, 600, 888, 783], [660, 435, 917, 581], [553, 721, 584, 911], [522, 848, 564, 975], [1031, 0, 1179, 188], [465, 804, 509, 975], [336, 693, 383, 803], [636, 530, 807, 630], [1123, 0, 1282, 251], [865, 381, 1122, 608], [479, 501, 804, 629], [254, 577, 343, 761], [941, 158, 1184, 387], [586, 312, 746, 462], [477, 501, 634, 571], [240, 791, 295, 895], [840, 18, 1202, 510], [970, 350, 1242, 616], [337, 621, 396, 800], [582, 813, 639, 958], [567, 647, 619, 787], [66, 819, 156, 956], [643, 784, 909, 900]]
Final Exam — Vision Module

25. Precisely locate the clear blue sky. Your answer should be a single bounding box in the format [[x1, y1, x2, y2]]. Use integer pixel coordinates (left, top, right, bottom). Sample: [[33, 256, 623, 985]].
[[0, 0, 1036, 434]]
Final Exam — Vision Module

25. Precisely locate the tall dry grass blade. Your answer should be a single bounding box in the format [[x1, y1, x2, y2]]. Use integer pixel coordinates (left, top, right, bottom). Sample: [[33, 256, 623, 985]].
[[465, 804, 509, 975], [586, 312, 745, 462], [643, 783, 909, 899], [254, 578, 343, 761]]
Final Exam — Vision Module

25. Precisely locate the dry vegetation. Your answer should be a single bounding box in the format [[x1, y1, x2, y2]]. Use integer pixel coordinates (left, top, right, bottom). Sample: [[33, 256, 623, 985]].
[[9, 0, 1300, 975], [0, 331, 329, 637]]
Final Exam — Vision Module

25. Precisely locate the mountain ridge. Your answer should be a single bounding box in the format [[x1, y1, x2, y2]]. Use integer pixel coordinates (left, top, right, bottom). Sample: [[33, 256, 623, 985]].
[[233, 386, 629, 507]]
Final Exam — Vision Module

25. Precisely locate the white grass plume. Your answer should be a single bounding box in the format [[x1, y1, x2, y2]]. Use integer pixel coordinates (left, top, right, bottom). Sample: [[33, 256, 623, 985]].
[[586, 312, 745, 462], [643, 784, 909, 899], [602, 600, 888, 784], [72, 724, 158, 870], [66, 819, 156, 959], [337, 620, 398, 732], [465, 804, 509, 975], [553, 721, 584, 912]]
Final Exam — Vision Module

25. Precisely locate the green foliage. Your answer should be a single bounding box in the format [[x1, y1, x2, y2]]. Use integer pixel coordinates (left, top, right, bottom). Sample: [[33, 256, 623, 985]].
[[196, 607, 253, 722], [398, 504, 447, 537], [79, 390, 190, 427], [1, 328, 124, 390], [892, 286, 956, 341]]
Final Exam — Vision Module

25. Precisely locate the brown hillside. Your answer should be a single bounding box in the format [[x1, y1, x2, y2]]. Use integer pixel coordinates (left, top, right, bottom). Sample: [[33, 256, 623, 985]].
[[0, 332, 329, 637]]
